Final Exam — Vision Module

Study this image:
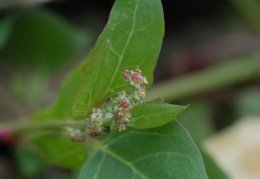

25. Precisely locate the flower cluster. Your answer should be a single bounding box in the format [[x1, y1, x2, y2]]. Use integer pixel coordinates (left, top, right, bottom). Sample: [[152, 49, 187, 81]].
[[65, 69, 148, 140], [111, 69, 148, 131], [123, 69, 148, 88], [87, 107, 113, 136], [111, 91, 132, 131]]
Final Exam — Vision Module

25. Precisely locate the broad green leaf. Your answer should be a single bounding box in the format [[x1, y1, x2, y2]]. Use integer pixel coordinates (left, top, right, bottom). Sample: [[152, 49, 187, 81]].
[[129, 103, 187, 129], [73, 0, 164, 118], [79, 121, 208, 179]]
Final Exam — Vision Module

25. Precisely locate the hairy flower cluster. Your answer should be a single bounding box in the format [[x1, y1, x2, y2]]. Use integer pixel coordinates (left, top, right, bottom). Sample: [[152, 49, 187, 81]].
[[111, 69, 148, 131], [111, 91, 132, 131], [87, 107, 113, 136], [65, 69, 148, 139], [90, 69, 148, 134]]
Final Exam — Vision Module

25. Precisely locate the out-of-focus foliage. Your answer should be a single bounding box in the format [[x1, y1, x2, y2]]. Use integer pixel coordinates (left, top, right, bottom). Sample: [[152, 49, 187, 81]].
[[0, 17, 13, 49], [230, 0, 260, 33], [14, 148, 46, 178], [0, 9, 86, 73], [202, 151, 229, 179], [32, 67, 82, 119], [181, 101, 214, 142], [0, 8, 92, 171], [235, 88, 260, 117]]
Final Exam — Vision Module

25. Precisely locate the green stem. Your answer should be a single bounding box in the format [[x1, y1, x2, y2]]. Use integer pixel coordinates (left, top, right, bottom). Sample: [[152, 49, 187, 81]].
[[147, 57, 260, 102], [1, 119, 87, 134]]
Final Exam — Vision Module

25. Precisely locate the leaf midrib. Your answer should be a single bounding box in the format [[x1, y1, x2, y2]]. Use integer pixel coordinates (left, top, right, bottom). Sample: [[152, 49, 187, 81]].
[[95, 140, 149, 179], [105, 0, 139, 92]]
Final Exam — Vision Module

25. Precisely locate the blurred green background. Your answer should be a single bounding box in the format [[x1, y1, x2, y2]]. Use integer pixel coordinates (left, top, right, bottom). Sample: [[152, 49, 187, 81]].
[[0, 0, 260, 178]]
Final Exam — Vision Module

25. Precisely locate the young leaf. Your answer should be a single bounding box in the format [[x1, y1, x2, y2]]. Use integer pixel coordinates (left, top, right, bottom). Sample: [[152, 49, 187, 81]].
[[79, 121, 208, 179], [129, 103, 187, 129], [72, 0, 164, 118]]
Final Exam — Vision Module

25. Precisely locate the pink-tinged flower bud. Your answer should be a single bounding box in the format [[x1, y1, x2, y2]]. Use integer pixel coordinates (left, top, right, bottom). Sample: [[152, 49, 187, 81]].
[[131, 71, 143, 84], [123, 70, 131, 78], [90, 130, 102, 137], [117, 111, 125, 118], [119, 99, 130, 109], [123, 69, 148, 86]]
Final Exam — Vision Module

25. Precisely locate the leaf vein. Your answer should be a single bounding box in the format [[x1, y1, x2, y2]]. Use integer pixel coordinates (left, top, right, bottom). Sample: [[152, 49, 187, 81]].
[[97, 143, 149, 179], [105, 0, 139, 92], [93, 153, 105, 179], [132, 152, 187, 164]]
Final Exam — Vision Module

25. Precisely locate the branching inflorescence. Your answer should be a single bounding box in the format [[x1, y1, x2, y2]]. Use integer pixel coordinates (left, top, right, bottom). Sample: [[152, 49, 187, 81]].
[[65, 69, 148, 141]]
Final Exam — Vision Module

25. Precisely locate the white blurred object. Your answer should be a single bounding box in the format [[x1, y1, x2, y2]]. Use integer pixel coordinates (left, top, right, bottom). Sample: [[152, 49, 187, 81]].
[[204, 117, 260, 179], [0, 0, 58, 8]]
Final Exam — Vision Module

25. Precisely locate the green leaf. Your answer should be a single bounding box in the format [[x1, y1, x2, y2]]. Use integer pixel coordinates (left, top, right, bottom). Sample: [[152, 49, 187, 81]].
[[72, 0, 164, 118], [79, 121, 208, 179], [129, 103, 187, 129]]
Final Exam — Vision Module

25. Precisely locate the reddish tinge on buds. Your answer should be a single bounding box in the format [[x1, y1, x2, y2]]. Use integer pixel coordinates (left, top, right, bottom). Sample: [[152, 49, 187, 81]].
[[123, 69, 148, 87]]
